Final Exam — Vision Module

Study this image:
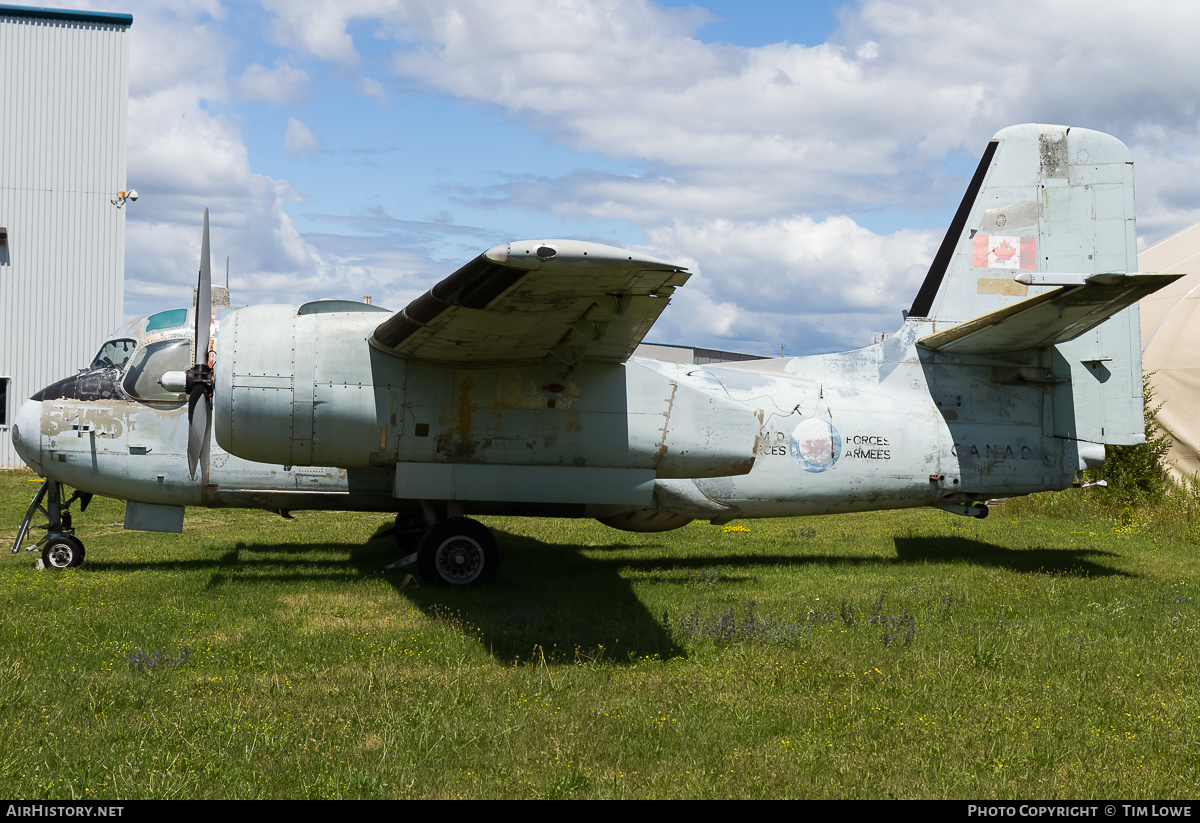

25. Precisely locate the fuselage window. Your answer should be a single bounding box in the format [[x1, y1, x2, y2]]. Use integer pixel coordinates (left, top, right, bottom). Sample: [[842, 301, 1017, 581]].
[[90, 338, 138, 371], [122, 339, 192, 402]]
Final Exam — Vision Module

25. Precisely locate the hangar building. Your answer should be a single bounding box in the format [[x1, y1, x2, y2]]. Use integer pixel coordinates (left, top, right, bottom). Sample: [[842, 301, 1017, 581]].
[[0, 4, 132, 468]]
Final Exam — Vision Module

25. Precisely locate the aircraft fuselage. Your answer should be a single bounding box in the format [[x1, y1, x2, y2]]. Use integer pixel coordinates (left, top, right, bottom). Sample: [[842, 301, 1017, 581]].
[[12, 307, 1082, 533]]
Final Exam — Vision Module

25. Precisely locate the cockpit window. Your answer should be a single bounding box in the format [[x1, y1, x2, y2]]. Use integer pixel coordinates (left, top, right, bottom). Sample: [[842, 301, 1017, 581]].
[[90, 338, 137, 371], [121, 339, 192, 402], [145, 309, 189, 332]]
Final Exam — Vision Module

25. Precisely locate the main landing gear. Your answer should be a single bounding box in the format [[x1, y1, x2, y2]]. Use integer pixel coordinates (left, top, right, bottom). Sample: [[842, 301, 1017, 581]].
[[12, 480, 93, 570], [386, 504, 501, 587]]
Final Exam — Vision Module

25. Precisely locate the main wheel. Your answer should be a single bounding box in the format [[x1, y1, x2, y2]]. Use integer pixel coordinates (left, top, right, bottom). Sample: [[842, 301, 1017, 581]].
[[417, 518, 499, 587], [42, 535, 85, 569]]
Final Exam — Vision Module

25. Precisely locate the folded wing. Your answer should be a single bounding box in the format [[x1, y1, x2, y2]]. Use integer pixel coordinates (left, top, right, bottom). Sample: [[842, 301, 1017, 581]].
[[372, 240, 689, 368]]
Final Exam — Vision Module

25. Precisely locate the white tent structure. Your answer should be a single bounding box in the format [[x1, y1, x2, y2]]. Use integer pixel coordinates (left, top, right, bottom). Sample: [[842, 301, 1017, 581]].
[[1139, 224, 1200, 482]]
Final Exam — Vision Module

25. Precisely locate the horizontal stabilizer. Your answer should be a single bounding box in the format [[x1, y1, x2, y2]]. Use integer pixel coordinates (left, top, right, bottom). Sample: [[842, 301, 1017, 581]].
[[918, 272, 1182, 354]]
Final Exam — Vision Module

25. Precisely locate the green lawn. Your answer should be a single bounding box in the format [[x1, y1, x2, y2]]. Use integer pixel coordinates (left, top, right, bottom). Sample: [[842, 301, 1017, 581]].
[[0, 469, 1195, 798]]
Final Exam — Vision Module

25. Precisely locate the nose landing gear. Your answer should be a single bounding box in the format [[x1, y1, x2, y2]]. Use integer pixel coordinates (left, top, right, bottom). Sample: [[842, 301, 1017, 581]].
[[12, 480, 92, 569]]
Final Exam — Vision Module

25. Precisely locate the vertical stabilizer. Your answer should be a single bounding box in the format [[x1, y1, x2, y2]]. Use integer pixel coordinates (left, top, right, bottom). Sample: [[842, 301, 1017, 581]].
[[910, 124, 1147, 449], [909, 124, 1137, 323]]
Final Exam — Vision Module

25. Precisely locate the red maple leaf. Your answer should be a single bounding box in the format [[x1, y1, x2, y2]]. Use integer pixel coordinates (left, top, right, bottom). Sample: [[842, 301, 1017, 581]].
[[992, 239, 1017, 262]]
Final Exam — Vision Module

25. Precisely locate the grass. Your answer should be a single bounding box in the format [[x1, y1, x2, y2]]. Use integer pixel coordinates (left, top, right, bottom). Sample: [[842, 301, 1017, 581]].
[[0, 468, 1197, 798]]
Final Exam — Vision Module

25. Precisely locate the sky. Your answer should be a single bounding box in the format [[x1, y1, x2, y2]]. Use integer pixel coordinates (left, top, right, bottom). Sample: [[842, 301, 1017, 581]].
[[34, 0, 1200, 356]]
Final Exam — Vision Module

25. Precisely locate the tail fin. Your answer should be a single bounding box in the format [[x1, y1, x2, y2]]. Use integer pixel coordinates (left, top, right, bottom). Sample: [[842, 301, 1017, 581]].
[[909, 124, 1180, 448], [909, 124, 1138, 323]]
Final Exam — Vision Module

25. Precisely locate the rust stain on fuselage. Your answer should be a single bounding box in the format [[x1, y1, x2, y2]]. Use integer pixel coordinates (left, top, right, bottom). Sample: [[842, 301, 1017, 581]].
[[727, 457, 755, 476], [448, 373, 479, 459], [653, 380, 679, 470]]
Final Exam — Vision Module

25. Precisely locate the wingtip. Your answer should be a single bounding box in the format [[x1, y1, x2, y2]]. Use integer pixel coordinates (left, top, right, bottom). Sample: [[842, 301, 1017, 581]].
[[484, 243, 510, 264]]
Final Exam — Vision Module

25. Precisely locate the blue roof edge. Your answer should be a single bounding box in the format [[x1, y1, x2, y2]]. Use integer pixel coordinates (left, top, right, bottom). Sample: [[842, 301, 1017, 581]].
[[0, 4, 132, 27]]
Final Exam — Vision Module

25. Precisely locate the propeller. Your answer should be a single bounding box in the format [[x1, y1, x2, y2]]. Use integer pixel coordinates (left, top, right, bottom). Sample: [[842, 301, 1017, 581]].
[[185, 209, 215, 480]]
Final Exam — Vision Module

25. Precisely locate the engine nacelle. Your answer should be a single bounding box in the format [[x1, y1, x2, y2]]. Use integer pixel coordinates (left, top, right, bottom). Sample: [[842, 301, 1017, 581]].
[[214, 304, 389, 467]]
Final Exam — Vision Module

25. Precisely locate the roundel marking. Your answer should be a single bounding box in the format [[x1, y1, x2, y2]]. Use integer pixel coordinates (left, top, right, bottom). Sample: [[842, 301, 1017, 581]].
[[790, 417, 842, 473]]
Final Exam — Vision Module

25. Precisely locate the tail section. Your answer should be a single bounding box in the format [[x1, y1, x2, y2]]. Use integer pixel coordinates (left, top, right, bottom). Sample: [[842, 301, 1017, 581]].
[[908, 124, 1179, 449], [909, 124, 1141, 323]]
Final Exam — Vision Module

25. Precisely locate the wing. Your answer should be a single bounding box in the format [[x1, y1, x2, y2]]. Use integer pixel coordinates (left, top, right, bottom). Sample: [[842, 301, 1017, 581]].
[[371, 240, 689, 367], [918, 271, 1183, 354]]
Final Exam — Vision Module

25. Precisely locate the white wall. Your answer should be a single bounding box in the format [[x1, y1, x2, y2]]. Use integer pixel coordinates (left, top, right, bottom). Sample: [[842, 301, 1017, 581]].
[[0, 6, 131, 468]]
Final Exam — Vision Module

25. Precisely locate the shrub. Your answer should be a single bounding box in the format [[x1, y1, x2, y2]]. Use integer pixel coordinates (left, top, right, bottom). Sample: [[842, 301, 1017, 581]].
[[1092, 374, 1172, 501]]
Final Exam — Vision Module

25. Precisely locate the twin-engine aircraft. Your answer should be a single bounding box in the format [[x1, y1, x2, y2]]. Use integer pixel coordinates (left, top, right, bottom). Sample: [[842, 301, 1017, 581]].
[[10, 124, 1180, 585]]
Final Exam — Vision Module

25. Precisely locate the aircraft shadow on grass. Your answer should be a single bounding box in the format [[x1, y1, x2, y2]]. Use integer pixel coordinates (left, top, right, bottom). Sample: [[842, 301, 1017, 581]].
[[75, 526, 1131, 665], [891, 535, 1127, 578], [68, 528, 683, 663], [383, 528, 686, 663], [381, 528, 1134, 664]]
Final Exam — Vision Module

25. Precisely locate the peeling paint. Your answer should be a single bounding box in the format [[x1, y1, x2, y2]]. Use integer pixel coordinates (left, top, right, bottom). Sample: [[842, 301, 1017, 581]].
[[31, 367, 125, 403], [654, 379, 678, 470], [451, 373, 478, 460], [976, 278, 1029, 297], [1039, 128, 1069, 178], [43, 402, 128, 438], [980, 201, 1040, 233]]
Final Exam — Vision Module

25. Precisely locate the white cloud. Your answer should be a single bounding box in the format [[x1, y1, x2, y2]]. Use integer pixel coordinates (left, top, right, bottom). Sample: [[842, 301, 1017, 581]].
[[300, 0, 1200, 349], [366, 1, 960, 214], [239, 62, 311, 107], [39, 0, 1200, 356], [355, 75, 387, 101], [284, 117, 321, 160], [90, 1, 376, 318], [299, 0, 1200, 225], [263, 0, 402, 64], [126, 3, 230, 102], [645, 216, 939, 353]]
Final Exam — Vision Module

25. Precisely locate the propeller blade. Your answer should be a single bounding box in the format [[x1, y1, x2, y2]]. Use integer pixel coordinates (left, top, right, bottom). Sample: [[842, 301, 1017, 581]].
[[186, 386, 211, 480], [186, 209, 215, 481], [195, 208, 212, 368]]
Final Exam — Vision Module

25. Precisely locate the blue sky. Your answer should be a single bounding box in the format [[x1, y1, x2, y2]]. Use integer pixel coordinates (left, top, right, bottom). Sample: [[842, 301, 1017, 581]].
[[39, 0, 1200, 355]]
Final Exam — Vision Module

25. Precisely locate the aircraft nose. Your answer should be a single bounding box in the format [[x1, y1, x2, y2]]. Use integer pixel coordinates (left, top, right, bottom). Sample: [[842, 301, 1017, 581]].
[[10, 398, 43, 474]]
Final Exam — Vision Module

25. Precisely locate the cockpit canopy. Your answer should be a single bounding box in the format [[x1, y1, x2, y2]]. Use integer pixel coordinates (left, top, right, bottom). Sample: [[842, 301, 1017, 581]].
[[89, 338, 137, 371], [32, 307, 201, 406]]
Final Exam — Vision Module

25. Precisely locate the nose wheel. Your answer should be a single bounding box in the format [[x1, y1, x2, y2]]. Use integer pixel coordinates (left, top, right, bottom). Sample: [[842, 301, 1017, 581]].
[[12, 480, 91, 570], [41, 535, 85, 569]]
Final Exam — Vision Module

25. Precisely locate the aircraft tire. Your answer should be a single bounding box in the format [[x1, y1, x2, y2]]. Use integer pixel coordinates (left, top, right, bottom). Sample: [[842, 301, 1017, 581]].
[[417, 518, 499, 587], [42, 535, 85, 570]]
